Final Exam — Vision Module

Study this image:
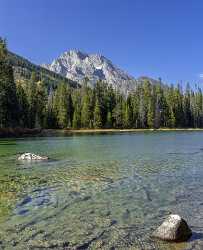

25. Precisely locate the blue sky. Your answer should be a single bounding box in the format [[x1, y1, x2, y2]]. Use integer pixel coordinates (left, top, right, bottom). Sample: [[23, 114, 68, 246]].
[[1, 0, 203, 85]]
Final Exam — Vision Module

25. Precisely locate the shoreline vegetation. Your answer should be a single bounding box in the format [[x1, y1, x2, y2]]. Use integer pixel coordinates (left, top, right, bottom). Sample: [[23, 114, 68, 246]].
[[1, 127, 203, 138]]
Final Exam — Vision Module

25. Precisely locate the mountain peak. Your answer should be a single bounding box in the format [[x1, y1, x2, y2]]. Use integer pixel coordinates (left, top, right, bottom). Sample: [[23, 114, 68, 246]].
[[63, 49, 88, 59], [42, 50, 136, 93]]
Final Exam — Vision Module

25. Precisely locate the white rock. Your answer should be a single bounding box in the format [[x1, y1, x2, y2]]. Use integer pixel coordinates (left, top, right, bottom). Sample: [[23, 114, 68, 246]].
[[152, 214, 192, 242], [18, 153, 48, 161]]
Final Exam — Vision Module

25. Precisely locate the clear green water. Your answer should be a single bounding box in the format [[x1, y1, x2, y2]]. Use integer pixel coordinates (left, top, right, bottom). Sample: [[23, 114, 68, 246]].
[[0, 132, 202, 250]]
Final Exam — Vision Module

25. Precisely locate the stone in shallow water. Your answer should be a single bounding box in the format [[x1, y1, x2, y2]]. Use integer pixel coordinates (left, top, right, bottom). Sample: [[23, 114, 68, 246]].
[[18, 153, 48, 161], [152, 214, 192, 242]]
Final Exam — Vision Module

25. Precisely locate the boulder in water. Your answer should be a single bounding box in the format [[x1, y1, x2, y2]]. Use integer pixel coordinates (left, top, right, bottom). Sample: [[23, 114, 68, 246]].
[[18, 153, 48, 161], [152, 214, 192, 242]]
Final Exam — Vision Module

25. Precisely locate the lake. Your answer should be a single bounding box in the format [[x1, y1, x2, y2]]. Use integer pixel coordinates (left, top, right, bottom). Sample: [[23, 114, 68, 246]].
[[0, 131, 202, 249]]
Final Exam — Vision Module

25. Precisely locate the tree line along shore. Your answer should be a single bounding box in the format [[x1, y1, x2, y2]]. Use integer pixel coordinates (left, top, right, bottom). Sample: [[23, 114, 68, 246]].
[[1, 38, 203, 133]]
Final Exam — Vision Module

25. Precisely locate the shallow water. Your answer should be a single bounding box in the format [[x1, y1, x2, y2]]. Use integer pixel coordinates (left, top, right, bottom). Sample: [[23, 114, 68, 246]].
[[0, 132, 202, 249]]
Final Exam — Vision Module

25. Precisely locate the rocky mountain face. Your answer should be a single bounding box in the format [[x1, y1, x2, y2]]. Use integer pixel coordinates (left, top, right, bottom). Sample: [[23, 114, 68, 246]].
[[42, 50, 139, 94]]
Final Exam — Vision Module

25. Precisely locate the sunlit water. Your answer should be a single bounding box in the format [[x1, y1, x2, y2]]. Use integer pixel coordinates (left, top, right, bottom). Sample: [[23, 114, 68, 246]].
[[0, 132, 202, 250]]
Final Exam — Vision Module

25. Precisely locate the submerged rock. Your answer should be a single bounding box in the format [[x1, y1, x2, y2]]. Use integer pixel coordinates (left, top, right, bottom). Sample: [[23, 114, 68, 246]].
[[152, 214, 192, 242], [18, 153, 48, 161]]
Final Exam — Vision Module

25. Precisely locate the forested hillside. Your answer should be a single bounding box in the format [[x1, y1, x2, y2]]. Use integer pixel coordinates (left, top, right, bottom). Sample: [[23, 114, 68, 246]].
[[8, 51, 79, 89], [1, 38, 203, 130]]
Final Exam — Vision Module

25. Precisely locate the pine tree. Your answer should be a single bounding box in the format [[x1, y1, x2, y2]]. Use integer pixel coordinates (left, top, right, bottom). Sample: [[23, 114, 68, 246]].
[[16, 85, 29, 127], [169, 109, 176, 128], [46, 88, 56, 128], [196, 87, 203, 127], [93, 98, 102, 128], [113, 93, 124, 128], [131, 93, 139, 128], [173, 84, 184, 127], [72, 90, 81, 129], [36, 79, 47, 128], [53, 82, 72, 128], [124, 102, 132, 128], [106, 111, 112, 128], [0, 38, 19, 128], [139, 87, 146, 128], [147, 99, 154, 128], [81, 86, 92, 128], [27, 72, 37, 128], [72, 108, 81, 129], [0, 38, 7, 60], [154, 84, 162, 128]]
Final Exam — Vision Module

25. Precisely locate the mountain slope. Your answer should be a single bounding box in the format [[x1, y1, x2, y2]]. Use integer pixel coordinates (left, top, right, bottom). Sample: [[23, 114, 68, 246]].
[[8, 51, 79, 88], [42, 50, 138, 93]]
